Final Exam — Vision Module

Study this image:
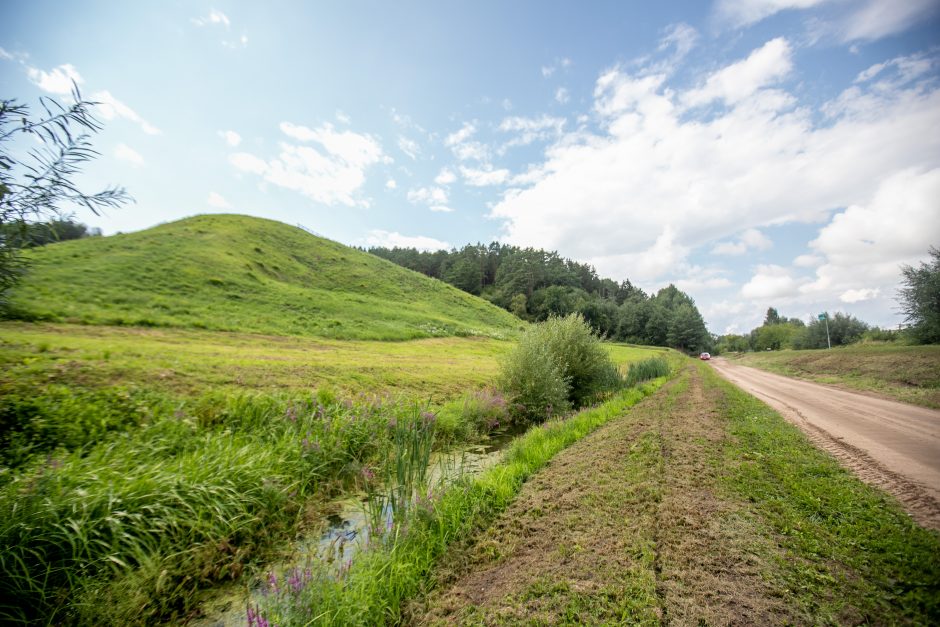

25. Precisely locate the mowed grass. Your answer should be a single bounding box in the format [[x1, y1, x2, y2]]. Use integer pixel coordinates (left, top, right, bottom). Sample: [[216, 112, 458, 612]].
[[728, 343, 940, 408], [7, 214, 522, 341]]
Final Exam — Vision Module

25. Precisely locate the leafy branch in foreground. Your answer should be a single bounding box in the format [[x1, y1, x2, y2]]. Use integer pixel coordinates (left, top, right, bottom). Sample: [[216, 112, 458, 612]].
[[0, 86, 130, 311]]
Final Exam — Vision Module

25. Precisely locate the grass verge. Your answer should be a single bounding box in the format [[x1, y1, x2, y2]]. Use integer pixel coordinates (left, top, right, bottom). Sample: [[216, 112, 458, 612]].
[[705, 363, 940, 623], [255, 373, 676, 625]]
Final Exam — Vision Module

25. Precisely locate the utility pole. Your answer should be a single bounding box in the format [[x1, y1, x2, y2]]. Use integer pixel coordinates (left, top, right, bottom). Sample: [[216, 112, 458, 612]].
[[818, 312, 831, 349]]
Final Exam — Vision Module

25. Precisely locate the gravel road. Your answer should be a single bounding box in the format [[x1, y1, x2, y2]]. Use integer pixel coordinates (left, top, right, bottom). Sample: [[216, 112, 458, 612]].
[[711, 357, 940, 530]]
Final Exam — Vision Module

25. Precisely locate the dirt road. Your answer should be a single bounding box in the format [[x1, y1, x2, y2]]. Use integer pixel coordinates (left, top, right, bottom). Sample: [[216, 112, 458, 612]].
[[710, 357, 940, 530]]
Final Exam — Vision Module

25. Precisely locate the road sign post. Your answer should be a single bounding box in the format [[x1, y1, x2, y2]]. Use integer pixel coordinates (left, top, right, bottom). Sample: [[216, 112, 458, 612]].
[[818, 313, 830, 349]]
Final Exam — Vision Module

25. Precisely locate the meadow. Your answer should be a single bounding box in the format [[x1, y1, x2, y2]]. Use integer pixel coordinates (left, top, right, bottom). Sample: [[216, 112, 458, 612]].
[[727, 343, 940, 408], [7, 214, 522, 341], [0, 314, 661, 624]]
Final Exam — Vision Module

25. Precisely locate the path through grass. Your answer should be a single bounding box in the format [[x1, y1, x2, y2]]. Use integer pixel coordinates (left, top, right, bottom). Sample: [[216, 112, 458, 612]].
[[415, 361, 940, 625]]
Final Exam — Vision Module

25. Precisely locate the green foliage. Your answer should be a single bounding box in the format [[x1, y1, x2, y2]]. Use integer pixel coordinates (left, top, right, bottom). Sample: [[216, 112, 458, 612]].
[[499, 314, 622, 423], [0, 394, 434, 624], [752, 322, 802, 351], [792, 312, 869, 349], [898, 247, 940, 344], [1, 92, 128, 313], [624, 356, 671, 387], [256, 378, 670, 626], [6, 214, 520, 340], [368, 243, 710, 349]]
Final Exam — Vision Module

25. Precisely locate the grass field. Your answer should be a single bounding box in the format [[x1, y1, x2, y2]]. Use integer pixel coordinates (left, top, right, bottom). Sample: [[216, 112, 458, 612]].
[[0, 315, 661, 625], [727, 343, 940, 408], [7, 214, 522, 341]]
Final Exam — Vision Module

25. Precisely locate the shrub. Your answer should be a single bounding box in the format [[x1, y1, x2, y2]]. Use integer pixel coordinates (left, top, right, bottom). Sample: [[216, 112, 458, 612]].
[[499, 314, 621, 423], [625, 357, 671, 387]]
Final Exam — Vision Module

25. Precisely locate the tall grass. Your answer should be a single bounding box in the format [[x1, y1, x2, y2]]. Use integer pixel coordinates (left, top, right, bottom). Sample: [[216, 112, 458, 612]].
[[0, 393, 414, 624], [255, 374, 672, 625], [625, 356, 671, 387]]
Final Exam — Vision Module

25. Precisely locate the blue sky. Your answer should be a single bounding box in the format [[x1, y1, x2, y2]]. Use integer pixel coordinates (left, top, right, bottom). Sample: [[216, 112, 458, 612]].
[[2, 0, 939, 334]]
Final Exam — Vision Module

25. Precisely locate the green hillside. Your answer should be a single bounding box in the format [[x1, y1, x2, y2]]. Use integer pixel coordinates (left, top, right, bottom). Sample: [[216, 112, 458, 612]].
[[8, 214, 522, 340]]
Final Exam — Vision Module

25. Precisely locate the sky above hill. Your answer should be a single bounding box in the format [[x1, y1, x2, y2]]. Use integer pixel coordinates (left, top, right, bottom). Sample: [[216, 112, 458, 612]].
[[2, 0, 938, 335]]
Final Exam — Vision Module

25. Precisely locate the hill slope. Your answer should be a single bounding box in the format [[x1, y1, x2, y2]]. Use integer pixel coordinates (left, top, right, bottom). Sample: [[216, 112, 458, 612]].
[[8, 214, 522, 340]]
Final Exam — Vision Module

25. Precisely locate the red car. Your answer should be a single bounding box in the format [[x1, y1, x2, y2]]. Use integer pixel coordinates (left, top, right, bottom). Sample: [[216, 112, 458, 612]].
[[699, 352, 711, 360]]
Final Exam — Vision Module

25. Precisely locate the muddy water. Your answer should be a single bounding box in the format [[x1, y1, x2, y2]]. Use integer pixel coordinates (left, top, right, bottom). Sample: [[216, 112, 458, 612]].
[[193, 436, 513, 626]]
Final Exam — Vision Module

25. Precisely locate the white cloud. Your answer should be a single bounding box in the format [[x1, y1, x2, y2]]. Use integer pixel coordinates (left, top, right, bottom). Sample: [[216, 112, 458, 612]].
[[385, 179, 397, 190], [27, 63, 83, 95], [541, 65, 555, 78], [0, 47, 13, 60], [841, 288, 880, 303], [444, 122, 476, 147], [460, 165, 511, 187], [711, 228, 773, 256], [841, 0, 940, 42], [230, 122, 385, 207], [451, 141, 489, 162], [229, 152, 267, 175], [114, 143, 144, 167], [218, 130, 241, 147], [192, 9, 230, 28], [489, 39, 940, 306], [555, 87, 570, 104], [793, 253, 823, 267], [714, 0, 832, 29], [683, 37, 792, 107], [398, 136, 420, 160], [803, 168, 940, 297], [429, 205, 454, 213], [498, 114, 566, 148], [658, 23, 698, 61], [741, 265, 803, 300], [434, 168, 457, 185], [366, 230, 450, 251], [207, 191, 231, 208], [336, 110, 351, 124], [407, 186, 448, 205], [94, 90, 161, 135]]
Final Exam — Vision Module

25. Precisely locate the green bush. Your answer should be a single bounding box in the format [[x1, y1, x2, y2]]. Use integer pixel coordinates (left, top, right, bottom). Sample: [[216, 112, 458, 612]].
[[500, 314, 621, 423], [625, 356, 671, 387]]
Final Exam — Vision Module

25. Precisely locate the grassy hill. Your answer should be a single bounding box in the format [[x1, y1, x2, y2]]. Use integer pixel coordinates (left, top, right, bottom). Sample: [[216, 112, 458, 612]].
[[7, 214, 522, 340], [728, 343, 940, 408]]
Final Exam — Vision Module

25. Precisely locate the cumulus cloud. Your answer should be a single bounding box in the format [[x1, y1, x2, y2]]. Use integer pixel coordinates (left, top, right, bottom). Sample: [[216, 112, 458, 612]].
[[840, 288, 880, 303], [683, 37, 792, 107], [366, 230, 450, 251], [230, 121, 385, 207], [555, 87, 570, 104], [114, 143, 144, 167], [434, 168, 457, 185], [207, 191, 231, 208], [385, 179, 397, 190], [444, 122, 476, 147], [489, 39, 940, 295], [498, 114, 566, 149], [27, 63, 83, 94], [218, 130, 241, 147], [741, 265, 803, 299]]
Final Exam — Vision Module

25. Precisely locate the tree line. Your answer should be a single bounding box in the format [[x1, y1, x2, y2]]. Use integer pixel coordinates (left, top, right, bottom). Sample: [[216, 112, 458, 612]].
[[367, 242, 711, 352]]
